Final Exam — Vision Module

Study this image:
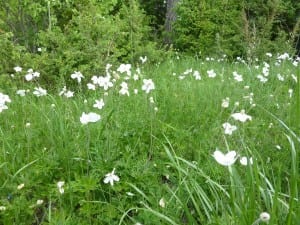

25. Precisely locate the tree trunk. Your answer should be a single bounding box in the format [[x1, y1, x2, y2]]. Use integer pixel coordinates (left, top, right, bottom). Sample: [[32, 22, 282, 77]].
[[164, 0, 178, 45]]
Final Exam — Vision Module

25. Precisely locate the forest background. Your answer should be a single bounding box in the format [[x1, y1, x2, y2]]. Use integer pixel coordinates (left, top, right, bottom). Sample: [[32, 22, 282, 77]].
[[0, 0, 300, 85]]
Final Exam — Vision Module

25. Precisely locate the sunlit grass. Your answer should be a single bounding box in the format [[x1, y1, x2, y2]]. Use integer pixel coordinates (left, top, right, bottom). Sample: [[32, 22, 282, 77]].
[[0, 55, 299, 224]]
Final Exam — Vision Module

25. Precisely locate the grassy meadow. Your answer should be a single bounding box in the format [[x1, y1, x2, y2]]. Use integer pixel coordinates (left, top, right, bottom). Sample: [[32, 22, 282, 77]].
[[0, 54, 299, 224]]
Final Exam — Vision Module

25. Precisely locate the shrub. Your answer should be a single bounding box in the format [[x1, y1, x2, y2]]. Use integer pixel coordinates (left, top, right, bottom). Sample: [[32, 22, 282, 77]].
[[172, 0, 300, 60], [0, 0, 161, 87]]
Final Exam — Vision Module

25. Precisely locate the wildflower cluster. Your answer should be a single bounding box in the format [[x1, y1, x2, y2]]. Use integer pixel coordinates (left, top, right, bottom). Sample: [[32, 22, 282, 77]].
[[0, 53, 297, 224], [0, 93, 11, 112], [77, 61, 156, 125]]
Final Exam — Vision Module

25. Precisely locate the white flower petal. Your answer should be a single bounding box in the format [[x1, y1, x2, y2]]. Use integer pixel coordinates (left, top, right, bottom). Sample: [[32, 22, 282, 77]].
[[103, 168, 120, 186], [231, 110, 252, 122], [213, 150, 237, 166], [159, 198, 166, 208], [80, 112, 101, 124]]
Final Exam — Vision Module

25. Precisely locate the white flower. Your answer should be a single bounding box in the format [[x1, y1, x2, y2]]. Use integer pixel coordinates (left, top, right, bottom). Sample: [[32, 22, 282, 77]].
[[207, 69, 216, 78], [259, 212, 270, 222], [87, 83, 95, 90], [16, 89, 26, 96], [233, 71, 243, 82], [105, 63, 112, 74], [25, 73, 33, 81], [149, 96, 154, 103], [64, 90, 74, 98], [71, 71, 84, 83], [212, 149, 237, 166], [80, 112, 101, 124], [159, 197, 166, 208], [59, 86, 74, 98], [221, 97, 230, 108], [0, 93, 11, 113], [266, 53, 272, 57], [36, 199, 44, 205], [57, 181, 65, 194], [142, 79, 155, 94], [0, 93, 11, 104], [119, 82, 129, 96], [133, 74, 139, 81], [33, 71, 40, 78], [103, 168, 120, 186], [14, 66, 22, 72], [17, 183, 25, 190], [222, 122, 237, 135], [193, 70, 201, 80], [33, 87, 47, 97], [231, 110, 252, 122], [91, 76, 101, 85], [25, 69, 40, 81], [291, 74, 297, 83], [93, 99, 105, 110], [257, 75, 268, 83], [0, 206, 6, 211], [262, 67, 269, 77], [140, 56, 147, 64], [59, 86, 67, 96], [288, 89, 293, 98], [277, 73, 284, 81], [239, 156, 253, 166], [183, 68, 192, 75], [0, 104, 8, 112], [117, 64, 131, 75], [263, 62, 270, 68], [98, 76, 113, 90], [277, 53, 289, 60], [292, 61, 298, 67]]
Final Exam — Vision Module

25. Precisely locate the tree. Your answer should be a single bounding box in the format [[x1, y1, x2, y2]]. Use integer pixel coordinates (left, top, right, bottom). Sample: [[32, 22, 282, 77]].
[[164, 0, 179, 45], [171, 0, 300, 59]]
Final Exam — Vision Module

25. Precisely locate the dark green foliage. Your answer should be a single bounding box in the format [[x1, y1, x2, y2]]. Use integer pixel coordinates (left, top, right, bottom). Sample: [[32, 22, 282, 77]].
[[172, 0, 300, 59], [139, 0, 167, 40], [241, 0, 299, 59], [0, 0, 160, 86], [173, 0, 245, 58], [0, 0, 49, 51]]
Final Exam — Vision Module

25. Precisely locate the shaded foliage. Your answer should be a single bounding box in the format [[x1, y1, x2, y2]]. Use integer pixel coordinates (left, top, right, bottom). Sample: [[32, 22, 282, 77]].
[[172, 0, 300, 59]]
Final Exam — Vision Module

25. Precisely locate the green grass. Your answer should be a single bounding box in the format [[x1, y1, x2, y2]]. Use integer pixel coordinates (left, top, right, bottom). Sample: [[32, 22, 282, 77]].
[[0, 55, 299, 224]]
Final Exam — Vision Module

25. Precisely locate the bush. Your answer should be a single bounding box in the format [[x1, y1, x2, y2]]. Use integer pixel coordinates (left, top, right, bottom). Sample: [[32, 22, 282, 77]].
[[0, 0, 162, 87], [172, 0, 300, 60]]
